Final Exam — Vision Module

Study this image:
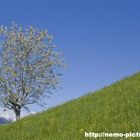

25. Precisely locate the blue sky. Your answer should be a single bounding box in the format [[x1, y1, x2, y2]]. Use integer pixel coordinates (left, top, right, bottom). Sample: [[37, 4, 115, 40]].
[[0, 0, 140, 116]]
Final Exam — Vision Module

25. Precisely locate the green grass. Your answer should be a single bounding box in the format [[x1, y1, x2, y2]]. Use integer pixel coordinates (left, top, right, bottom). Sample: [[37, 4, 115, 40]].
[[0, 72, 140, 140]]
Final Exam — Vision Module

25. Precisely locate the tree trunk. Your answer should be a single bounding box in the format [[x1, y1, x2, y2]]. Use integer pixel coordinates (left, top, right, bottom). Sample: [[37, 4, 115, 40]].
[[14, 106, 21, 121]]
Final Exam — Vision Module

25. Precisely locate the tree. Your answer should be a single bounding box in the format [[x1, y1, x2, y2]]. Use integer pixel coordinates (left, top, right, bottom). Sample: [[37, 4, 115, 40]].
[[0, 22, 64, 120]]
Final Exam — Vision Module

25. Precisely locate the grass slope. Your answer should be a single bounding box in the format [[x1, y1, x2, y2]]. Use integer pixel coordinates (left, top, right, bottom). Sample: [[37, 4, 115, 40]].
[[0, 72, 140, 140]]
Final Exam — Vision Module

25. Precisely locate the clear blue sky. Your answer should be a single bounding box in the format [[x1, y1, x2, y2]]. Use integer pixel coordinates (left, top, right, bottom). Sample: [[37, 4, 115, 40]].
[[0, 0, 140, 113]]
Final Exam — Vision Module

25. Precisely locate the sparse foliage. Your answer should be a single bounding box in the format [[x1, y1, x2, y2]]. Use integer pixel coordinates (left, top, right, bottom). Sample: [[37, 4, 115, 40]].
[[0, 22, 64, 120]]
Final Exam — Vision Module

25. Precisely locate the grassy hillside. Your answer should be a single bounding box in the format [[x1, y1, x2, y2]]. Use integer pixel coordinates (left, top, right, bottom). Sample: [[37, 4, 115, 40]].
[[0, 72, 140, 140]]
